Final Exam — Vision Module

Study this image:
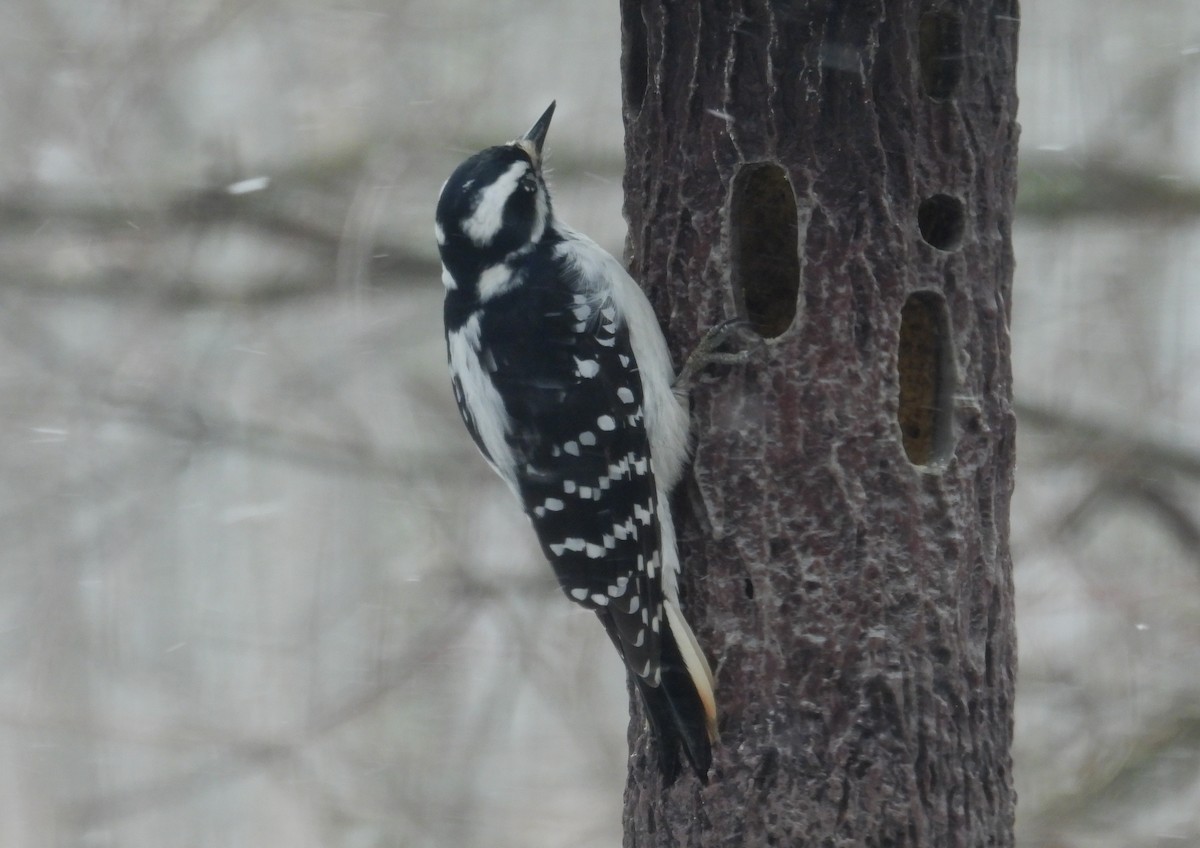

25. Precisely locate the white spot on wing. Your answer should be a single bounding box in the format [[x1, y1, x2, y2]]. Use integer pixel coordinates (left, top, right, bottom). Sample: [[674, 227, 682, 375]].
[[571, 587, 588, 601], [579, 431, 596, 446], [574, 358, 600, 378], [597, 415, 616, 431], [617, 387, 635, 404]]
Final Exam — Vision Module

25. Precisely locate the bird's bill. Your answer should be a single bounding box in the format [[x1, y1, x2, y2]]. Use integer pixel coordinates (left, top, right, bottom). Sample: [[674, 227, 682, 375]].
[[521, 101, 556, 159]]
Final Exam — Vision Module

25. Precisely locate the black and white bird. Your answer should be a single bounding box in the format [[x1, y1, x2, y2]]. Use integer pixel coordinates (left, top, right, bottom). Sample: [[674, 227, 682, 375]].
[[436, 102, 725, 781]]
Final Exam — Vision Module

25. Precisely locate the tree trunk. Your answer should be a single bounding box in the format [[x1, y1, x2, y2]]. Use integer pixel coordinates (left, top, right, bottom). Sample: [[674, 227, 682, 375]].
[[619, 1, 1019, 845]]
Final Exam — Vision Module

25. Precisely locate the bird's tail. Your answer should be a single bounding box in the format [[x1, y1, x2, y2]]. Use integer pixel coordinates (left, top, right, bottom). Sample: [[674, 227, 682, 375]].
[[629, 599, 718, 783]]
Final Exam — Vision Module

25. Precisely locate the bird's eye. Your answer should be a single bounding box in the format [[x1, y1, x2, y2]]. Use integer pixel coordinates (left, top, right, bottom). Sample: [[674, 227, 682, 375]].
[[521, 174, 538, 193]]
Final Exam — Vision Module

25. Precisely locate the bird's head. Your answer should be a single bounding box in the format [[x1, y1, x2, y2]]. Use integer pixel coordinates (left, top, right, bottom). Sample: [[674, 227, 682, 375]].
[[436, 101, 556, 268]]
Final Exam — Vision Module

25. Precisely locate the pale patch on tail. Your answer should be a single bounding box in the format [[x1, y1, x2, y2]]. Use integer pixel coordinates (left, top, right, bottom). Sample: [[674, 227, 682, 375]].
[[663, 598, 718, 743]]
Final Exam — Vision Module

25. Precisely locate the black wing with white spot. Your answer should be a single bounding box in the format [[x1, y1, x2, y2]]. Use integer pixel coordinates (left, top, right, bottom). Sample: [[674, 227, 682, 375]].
[[475, 247, 665, 684]]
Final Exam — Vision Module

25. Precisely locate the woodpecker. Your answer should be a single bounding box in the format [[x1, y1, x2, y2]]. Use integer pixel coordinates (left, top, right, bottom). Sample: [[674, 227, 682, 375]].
[[437, 102, 727, 781]]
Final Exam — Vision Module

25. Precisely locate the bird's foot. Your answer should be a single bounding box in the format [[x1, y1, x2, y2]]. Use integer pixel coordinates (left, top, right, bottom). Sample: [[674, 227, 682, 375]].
[[673, 318, 763, 397]]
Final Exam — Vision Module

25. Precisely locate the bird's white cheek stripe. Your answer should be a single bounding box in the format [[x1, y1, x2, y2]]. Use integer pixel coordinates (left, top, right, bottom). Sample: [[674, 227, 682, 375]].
[[447, 313, 517, 492], [463, 161, 527, 246]]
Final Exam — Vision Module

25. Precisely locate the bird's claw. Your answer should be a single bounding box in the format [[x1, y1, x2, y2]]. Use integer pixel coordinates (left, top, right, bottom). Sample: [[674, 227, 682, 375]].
[[673, 318, 764, 395]]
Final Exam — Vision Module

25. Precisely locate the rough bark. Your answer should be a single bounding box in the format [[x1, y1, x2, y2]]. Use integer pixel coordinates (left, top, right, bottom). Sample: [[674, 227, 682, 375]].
[[619, 1, 1019, 846]]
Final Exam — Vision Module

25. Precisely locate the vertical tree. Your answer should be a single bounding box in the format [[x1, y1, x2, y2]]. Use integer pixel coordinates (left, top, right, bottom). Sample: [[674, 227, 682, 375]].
[[619, 1, 1019, 845]]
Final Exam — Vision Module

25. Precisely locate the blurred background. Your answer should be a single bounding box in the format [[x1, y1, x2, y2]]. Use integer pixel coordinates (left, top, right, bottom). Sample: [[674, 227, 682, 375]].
[[1, 1, 1197, 845]]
